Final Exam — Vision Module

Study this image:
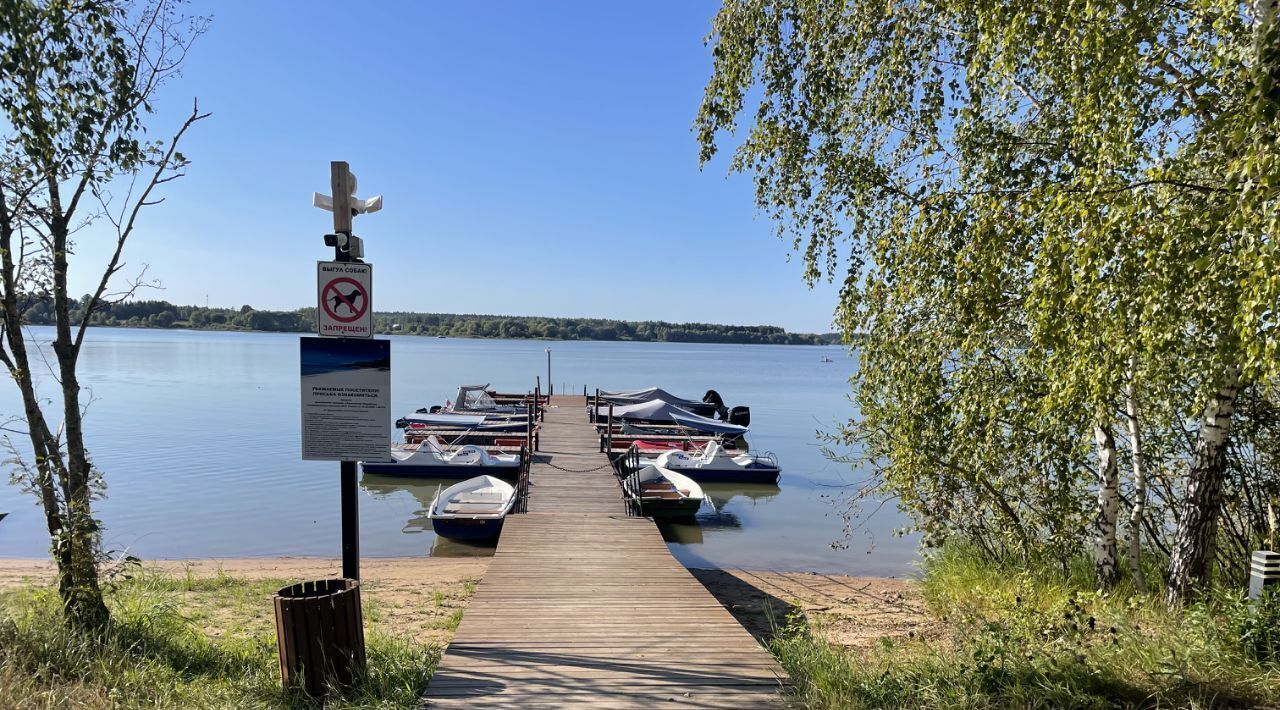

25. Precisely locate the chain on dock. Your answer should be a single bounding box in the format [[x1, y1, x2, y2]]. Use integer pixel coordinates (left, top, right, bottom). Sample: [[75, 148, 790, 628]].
[[541, 452, 629, 474]]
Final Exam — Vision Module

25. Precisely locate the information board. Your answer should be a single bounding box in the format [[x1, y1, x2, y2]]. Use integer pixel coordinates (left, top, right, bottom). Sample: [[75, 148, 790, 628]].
[[300, 336, 391, 461]]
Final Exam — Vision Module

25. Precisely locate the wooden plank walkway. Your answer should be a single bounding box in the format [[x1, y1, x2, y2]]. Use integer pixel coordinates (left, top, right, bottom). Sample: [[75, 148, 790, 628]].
[[423, 395, 787, 708]]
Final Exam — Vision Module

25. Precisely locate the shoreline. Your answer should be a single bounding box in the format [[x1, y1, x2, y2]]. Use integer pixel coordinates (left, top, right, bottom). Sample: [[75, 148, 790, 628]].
[[0, 556, 934, 650]]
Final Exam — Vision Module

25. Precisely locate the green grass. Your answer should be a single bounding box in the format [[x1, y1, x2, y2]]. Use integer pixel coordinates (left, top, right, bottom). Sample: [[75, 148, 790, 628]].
[[0, 569, 441, 709], [771, 545, 1280, 709]]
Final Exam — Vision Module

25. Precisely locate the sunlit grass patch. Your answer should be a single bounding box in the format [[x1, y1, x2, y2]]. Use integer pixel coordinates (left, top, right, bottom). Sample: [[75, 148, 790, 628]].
[[0, 567, 442, 709], [770, 546, 1280, 709]]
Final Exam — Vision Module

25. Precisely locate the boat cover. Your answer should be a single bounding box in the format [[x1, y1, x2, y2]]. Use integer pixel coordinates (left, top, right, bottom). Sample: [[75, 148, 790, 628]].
[[599, 387, 664, 399], [596, 399, 748, 436], [669, 408, 748, 436], [595, 398, 679, 420], [598, 387, 701, 406]]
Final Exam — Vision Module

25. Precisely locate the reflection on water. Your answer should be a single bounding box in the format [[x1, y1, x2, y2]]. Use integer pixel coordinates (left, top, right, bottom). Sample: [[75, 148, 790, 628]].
[[361, 474, 497, 557], [704, 482, 782, 508], [658, 482, 780, 545], [0, 327, 920, 575], [361, 474, 445, 534]]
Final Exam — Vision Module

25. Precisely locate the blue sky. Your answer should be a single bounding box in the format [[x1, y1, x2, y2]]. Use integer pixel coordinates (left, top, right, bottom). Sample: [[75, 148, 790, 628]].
[[72, 1, 842, 333]]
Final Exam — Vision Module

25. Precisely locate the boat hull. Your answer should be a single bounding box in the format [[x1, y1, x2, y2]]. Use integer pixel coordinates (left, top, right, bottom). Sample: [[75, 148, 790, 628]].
[[638, 497, 703, 519], [431, 516, 506, 541], [361, 461, 519, 478], [667, 466, 780, 485]]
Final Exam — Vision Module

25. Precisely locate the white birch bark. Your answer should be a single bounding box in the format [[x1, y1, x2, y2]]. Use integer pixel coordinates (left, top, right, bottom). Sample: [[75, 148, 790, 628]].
[[1094, 422, 1121, 587], [1166, 367, 1242, 604], [1124, 358, 1147, 593]]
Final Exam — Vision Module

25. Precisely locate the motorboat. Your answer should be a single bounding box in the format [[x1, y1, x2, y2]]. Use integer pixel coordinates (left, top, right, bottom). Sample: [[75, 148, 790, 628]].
[[362, 436, 522, 477], [428, 475, 516, 541], [644, 441, 780, 484], [623, 465, 704, 519]]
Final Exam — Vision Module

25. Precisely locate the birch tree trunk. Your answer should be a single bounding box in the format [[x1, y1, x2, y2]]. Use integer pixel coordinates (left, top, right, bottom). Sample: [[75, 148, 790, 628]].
[[1166, 367, 1242, 604], [1094, 422, 1121, 587], [1124, 360, 1148, 593]]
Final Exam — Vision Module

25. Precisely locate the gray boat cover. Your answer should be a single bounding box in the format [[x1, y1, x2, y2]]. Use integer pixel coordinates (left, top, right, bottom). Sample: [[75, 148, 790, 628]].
[[597, 387, 704, 407], [596, 399, 748, 436]]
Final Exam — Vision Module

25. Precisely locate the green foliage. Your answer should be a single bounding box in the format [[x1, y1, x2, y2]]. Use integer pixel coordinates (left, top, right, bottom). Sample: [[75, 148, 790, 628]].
[[698, 0, 1280, 578], [1227, 587, 1280, 664], [0, 571, 439, 709], [770, 546, 1280, 709]]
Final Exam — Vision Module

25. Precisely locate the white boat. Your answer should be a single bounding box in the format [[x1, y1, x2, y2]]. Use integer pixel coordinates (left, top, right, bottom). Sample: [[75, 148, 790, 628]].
[[644, 441, 780, 484], [623, 465, 704, 518], [428, 474, 517, 541], [362, 436, 521, 477]]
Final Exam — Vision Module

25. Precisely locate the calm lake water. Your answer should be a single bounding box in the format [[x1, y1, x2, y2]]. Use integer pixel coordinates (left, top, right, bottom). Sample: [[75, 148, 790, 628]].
[[0, 328, 917, 575]]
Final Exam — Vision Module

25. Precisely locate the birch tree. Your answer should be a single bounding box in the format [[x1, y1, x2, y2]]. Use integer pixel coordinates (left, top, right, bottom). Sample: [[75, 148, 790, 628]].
[[0, 0, 205, 629], [697, 0, 1280, 596]]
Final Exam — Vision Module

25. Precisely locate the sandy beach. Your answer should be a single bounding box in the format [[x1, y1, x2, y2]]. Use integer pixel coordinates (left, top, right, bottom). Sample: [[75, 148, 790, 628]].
[[0, 557, 933, 649]]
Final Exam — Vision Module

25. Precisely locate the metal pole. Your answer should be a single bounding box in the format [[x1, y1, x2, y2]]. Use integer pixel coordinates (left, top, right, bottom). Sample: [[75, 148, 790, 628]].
[[330, 161, 360, 582], [546, 348, 552, 397]]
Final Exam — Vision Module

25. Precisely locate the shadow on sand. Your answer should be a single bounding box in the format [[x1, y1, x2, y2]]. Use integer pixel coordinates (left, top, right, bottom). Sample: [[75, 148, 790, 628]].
[[689, 568, 798, 644]]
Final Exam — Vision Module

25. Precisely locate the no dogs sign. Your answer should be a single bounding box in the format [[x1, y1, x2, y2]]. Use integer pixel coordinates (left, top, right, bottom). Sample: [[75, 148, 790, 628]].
[[317, 261, 373, 337]]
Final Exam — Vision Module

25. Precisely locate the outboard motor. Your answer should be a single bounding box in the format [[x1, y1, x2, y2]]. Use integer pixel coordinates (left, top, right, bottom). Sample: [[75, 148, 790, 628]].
[[703, 389, 729, 420], [394, 417, 408, 429], [727, 406, 751, 428]]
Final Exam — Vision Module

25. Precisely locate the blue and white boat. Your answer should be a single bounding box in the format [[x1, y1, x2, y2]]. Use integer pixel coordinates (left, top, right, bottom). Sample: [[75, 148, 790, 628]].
[[396, 411, 529, 433], [361, 436, 522, 478], [428, 475, 516, 541]]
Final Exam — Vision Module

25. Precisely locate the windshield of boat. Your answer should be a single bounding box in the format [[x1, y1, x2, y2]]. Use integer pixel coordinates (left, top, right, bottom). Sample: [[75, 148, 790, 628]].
[[458, 386, 499, 410]]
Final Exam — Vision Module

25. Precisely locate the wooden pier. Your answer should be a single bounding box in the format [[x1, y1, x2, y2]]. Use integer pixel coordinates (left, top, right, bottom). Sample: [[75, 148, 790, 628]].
[[423, 395, 787, 707]]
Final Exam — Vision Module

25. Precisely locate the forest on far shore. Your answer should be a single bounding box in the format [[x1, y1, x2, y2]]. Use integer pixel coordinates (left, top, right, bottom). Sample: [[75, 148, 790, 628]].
[[19, 297, 844, 345]]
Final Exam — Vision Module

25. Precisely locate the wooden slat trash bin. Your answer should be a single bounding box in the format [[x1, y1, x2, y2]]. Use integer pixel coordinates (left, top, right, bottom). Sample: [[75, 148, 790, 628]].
[[273, 578, 366, 695]]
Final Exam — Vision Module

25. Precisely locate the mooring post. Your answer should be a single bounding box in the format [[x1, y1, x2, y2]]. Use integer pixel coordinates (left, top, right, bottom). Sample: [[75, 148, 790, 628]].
[[607, 402, 614, 455], [546, 348, 552, 397], [526, 400, 533, 456]]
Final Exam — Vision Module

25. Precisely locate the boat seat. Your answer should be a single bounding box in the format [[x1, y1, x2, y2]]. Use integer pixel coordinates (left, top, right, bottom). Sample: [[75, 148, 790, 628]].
[[641, 490, 686, 500], [639, 482, 679, 493], [453, 493, 504, 504], [443, 502, 503, 514]]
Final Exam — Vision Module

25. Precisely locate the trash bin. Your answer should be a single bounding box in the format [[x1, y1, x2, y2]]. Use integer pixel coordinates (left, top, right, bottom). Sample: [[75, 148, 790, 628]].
[[273, 578, 366, 695]]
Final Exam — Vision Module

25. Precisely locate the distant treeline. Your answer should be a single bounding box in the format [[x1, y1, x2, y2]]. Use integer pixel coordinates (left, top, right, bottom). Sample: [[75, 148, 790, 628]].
[[20, 298, 846, 345]]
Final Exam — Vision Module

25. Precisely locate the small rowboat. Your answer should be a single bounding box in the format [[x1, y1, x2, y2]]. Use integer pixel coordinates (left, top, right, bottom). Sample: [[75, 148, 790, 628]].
[[428, 475, 516, 541], [623, 465, 704, 519]]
